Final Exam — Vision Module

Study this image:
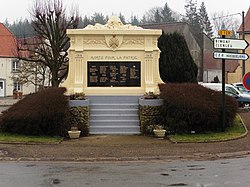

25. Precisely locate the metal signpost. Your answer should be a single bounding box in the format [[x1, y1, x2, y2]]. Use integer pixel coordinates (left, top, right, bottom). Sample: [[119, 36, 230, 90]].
[[213, 30, 249, 131]]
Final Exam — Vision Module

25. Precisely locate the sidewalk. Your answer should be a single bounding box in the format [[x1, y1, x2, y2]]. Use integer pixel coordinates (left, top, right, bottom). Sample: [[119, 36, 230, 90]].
[[0, 97, 19, 114], [0, 96, 20, 105]]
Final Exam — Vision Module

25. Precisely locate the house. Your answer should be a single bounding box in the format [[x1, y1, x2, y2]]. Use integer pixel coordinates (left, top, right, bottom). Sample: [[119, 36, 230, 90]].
[[141, 22, 240, 83], [0, 23, 35, 97], [141, 22, 204, 81], [203, 34, 239, 83], [228, 7, 250, 83]]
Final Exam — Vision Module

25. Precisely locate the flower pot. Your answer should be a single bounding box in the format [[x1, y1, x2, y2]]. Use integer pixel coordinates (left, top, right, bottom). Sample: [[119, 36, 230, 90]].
[[153, 129, 166, 138], [18, 92, 23, 99], [13, 91, 19, 99], [68, 130, 81, 139]]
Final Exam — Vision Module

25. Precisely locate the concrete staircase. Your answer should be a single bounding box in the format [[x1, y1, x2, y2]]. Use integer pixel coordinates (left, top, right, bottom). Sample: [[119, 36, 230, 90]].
[[88, 96, 141, 134]]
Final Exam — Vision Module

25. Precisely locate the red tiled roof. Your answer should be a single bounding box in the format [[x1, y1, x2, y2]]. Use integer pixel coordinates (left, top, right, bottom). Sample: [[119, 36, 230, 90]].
[[0, 23, 18, 57], [203, 51, 220, 70], [225, 60, 240, 73], [238, 7, 250, 33], [17, 36, 42, 58]]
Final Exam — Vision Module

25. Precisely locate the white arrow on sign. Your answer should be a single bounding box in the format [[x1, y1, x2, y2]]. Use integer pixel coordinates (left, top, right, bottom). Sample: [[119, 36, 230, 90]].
[[213, 52, 249, 60], [214, 38, 249, 50]]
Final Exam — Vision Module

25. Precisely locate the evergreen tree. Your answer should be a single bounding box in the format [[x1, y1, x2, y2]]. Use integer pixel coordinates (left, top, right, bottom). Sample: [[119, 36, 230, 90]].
[[4, 19, 10, 27], [105, 15, 109, 22], [154, 9, 162, 23], [140, 15, 148, 24], [161, 2, 176, 22], [118, 13, 126, 24], [79, 16, 91, 28], [130, 15, 140, 25], [90, 12, 106, 24], [142, 3, 176, 24], [158, 32, 198, 83], [184, 0, 201, 33], [7, 19, 35, 38], [198, 2, 213, 38]]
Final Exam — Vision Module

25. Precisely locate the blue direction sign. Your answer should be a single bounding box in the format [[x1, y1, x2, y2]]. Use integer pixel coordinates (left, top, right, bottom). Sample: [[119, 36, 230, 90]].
[[243, 72, 250, 91]]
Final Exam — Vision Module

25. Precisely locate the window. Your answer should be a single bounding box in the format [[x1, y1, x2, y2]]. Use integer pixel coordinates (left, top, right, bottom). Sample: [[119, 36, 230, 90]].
[[226, 86, 239, 95], [12, 59, 19, 72], [13, 82, 22, 91]]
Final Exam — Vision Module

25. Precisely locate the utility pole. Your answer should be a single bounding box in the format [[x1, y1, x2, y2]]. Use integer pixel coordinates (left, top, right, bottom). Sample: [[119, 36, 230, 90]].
[[200, 28, 204, 82]]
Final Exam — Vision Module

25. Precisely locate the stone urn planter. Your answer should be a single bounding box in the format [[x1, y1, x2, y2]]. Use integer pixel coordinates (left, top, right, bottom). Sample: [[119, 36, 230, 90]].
[[153, 129, 166, 138], [68, 127, 81, 139], [153, 125, 166, 138]]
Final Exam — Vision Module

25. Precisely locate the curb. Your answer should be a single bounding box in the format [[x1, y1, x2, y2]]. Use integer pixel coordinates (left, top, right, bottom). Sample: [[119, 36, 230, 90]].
[[1, 151, 250, 163]]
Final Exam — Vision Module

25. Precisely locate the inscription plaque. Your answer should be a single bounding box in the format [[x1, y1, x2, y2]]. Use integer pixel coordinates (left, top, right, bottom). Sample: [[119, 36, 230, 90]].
[[88, 61, 141, 87]]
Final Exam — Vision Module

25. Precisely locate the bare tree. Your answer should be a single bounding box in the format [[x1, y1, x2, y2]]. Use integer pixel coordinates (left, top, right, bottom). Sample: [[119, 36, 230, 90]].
[[11, 59, 50, 91], [17, 0, 79, 87], [12, 36, 50, 91], [211, 11, 241, 38]]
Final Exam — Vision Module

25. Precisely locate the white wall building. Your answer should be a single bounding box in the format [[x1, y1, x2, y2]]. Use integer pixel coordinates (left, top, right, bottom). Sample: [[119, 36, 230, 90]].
[[0, 23, 35, 97]]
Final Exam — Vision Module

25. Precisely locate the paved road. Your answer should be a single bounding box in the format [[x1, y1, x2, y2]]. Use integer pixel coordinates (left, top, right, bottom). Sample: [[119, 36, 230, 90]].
[[1, 156, 250, 187]]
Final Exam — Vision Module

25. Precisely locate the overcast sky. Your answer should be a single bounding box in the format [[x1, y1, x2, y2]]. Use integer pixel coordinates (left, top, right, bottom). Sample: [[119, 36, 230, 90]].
[[1, 0, 249, 23]]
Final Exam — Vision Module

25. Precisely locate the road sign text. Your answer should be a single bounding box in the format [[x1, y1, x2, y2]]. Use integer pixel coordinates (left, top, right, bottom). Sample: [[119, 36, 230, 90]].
[[213, 52, 249, 60], [214, 38, 249, 50]]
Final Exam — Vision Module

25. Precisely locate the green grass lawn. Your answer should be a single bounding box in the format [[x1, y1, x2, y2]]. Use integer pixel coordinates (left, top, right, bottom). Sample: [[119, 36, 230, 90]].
[[0, 133, 63, 144], [169, 115, 247, 143]]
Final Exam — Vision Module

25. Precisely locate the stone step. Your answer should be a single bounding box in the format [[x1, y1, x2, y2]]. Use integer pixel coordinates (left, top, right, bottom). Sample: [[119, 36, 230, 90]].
[[87, 96, 142, 104], [90, 103, 139, 109], [90, 114, 139, 121], [88, 95, 141, 134], [90, 119, 139, 126], [90, 108, 139, 115], [89, 125, 140, 135]]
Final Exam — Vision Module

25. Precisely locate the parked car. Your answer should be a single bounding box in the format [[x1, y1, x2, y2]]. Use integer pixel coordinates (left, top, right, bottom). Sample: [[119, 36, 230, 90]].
[[200, 83, 250, 107], [232, 82, 250, 94]]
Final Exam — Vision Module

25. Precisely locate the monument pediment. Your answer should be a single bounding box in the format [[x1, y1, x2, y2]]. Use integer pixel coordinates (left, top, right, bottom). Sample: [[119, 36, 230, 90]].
[[84, 16, 142, 30]]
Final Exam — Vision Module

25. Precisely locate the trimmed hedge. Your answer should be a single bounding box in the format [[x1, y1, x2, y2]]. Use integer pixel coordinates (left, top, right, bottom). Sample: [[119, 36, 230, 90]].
[[69, 106, 89, 136], [140, 105, 163, 135], [159, 83, 238, 133], [0, 87, 69, 136]]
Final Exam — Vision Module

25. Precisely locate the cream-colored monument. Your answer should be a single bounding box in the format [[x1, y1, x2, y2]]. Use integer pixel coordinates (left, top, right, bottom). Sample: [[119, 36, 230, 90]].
[[62, 16, 163, 95]]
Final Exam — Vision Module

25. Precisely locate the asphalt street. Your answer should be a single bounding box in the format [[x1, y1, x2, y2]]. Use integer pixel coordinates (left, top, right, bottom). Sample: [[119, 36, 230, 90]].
[[1, 156, 250, 187]]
